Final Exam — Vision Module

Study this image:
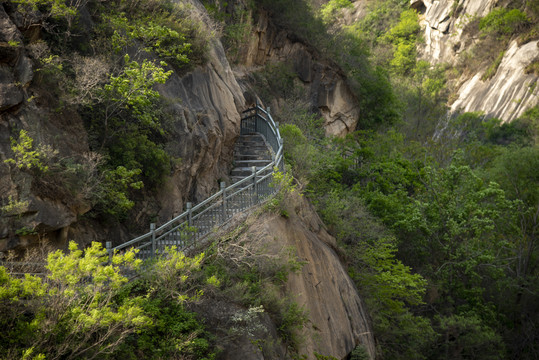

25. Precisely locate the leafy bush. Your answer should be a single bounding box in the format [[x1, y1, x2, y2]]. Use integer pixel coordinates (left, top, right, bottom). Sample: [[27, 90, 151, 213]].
[[0, 243, 219, 360], [4, 130, 54, 173], [384, 9, 420, 42], [106, 14, 192, 68], [0, 242, 147, 360], [320, 0, 353, 23], [95, 166, 143, 218], [384, 9, 420, 75], [479, 8, 529, 36]]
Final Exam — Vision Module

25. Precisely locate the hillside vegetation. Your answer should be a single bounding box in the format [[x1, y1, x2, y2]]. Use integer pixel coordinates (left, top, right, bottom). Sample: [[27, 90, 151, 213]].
[[1, 0, 538, 359], [246, 0, 539, 359], [209, 0, 539, 358]]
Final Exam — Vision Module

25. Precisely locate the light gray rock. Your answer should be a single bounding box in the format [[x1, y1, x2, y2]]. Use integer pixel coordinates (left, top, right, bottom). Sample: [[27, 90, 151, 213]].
[[451, 40, 539, 122], [417, 0, 496, 64], [415, 0, 538, 122]]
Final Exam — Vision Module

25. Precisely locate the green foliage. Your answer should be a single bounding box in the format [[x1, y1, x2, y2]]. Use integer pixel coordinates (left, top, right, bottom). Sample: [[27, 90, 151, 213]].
[[103, 55, 172, 130], [320, 0, 353, 23], [266, 168, 299, 217], [357, 239, 427, 312], [107, 14, 192, 68], [96, 166, 143, 218], [433, 313, 506, 359], [0, 241, 147, 359], [0, 243, 218, 360], [349, 345, 369, 360], [480, 8, 529, 36], [385, 9, 420, 75], [12, 0, 79, 24], [4, 130, 50, 173], [145, 246, 205, 302], [280, 124, 307, 157], [107, 131, 170, 186], [481, 50, 505, 80], [390, 40, 417, 75], [86, 55, 173, 208], [384, 9, 420, 42], [1, 196, 29, 216]]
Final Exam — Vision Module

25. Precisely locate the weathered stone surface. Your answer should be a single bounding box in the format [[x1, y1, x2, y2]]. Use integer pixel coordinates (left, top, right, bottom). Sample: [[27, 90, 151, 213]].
[[416, 0, 539, 122], [451, 40, 539, 122], [0, 65, 22, 110], [0, 5, 22, 53], [233, 195, 375, 359], [152, 35, 244, 223], [238, 7, 360, 137], [417, 0, 497, 64]]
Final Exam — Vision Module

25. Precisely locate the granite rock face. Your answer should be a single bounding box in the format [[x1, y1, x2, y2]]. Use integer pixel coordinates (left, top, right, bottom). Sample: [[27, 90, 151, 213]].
[[232, 195, 376, 359], [450, 40, 539, 122], [0, 1, 245, 251], [238, 6, 360, 137], [413, 0, 539, 122]]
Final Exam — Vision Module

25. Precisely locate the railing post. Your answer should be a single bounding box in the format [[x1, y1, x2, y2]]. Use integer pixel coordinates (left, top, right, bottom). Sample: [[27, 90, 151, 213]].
[[220, 181, 227, 223], [252, 166, 258, 205], [106, 241, 112, 263], [187, 202, 193, 227], [150, 223, 156, 257]]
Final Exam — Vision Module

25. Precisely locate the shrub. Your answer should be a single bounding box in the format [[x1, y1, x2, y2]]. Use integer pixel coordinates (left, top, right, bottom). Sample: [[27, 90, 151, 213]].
[[0, 242, 148, 360], [320, 0, 353, 23], [384, 9, 420, 43], [479, 8, 529, 36], [4, 130, 54, 173], [94, 166, 143, 218]]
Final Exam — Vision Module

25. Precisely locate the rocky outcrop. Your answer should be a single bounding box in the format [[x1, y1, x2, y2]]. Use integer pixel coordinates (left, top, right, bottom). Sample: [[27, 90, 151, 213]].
[[413, 0, 496, 64], [0, 5, 31, 111], [236, 5, 360, 137], [152, 35, 245, 224], [221, 194, 375, 359], [414, 0, 539, 122], [0, 1, 245, 251], [450, 40, 539, 121]]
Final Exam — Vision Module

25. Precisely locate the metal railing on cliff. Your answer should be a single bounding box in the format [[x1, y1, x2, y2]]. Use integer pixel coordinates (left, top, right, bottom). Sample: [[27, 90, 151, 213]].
[[107, 104, 284, 260]]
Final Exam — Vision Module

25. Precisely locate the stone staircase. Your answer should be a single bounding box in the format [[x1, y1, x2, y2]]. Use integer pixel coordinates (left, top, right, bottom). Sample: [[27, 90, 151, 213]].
[[230, 134, 273, 184]]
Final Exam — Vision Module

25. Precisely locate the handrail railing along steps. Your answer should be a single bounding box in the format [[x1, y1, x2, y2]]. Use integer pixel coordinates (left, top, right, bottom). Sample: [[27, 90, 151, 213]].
[[107, 104, 284, 260]]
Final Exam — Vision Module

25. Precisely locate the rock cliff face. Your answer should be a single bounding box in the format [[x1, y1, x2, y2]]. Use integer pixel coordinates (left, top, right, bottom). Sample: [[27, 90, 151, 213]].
[[233, 3, 360, 137], [413, 0, 539, 122], [211, 195, 375, 360], [0, 1, 244, 251], [450, 39, 539, 121], [1, 2, 376, 358]]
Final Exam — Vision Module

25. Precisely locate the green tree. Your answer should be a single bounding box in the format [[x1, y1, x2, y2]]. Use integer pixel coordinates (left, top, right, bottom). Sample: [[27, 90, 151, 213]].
[[0, 242, 148, 359]]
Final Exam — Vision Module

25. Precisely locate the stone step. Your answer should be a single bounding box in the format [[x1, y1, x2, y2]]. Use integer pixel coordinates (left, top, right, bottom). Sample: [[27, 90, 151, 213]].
[[234, 143, 269, 150], [230, 166, 272, 177], [234, 154, 270, 161], [234, 159, 272, 167], [234, 149, 271, 157], [236, 138, 266, 144]]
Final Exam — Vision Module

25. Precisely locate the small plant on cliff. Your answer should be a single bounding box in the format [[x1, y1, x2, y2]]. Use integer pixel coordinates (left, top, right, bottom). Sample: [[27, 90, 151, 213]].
[[0, 196, 29, 216], [4, 130, 56, 173], [320, 0, 353, 23], [266, 168, 299, 218], [479, 8, 530, 38]]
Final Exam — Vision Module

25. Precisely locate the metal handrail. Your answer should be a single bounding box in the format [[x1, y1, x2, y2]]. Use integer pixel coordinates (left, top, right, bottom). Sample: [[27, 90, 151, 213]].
[[108, 103, 284, 259]]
